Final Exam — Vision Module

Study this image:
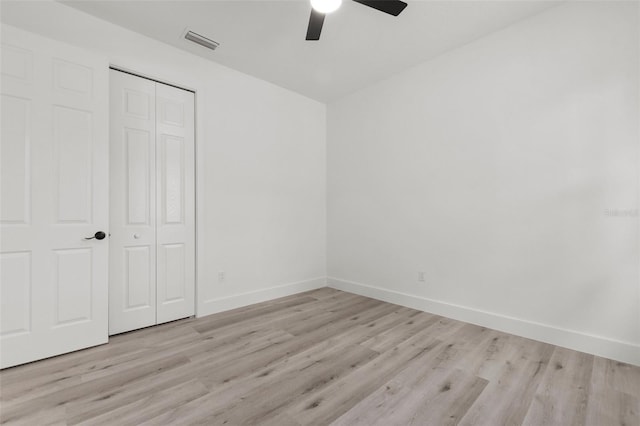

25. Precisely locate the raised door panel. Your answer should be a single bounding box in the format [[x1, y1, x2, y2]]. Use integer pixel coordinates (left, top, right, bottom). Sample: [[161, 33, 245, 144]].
[[0, 251, 31, 337], [53, 248, 92, 326], [54, 106, 92, 224], [1, 43, 33, 83], [53, 59, 93, 98], [0, 95, 30, 225], [51, 56, 95, 110], [160, 134, 185, 225], [124, 88, 151, 119], [158, 96, 184, 127], [124, 246, 152, 310], [159, 243, 186, 304], [126, 128, 152, 225]]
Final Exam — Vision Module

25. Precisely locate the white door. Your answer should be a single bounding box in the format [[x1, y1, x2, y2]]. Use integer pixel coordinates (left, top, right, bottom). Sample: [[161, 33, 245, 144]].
[[155, 82, 195, 325], [108, 71, 157, 335], [109, 70, 195, 334], [0, 26, 109, 369]]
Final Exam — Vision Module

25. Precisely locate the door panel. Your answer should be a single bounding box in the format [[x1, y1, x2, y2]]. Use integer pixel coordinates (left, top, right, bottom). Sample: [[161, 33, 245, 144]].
[[124, 246, 152, 309], [0, 44, 33, 82], [54, 106, 93, 223], [0, 95, 30, 224], [53, 59, 93, 97], [156, 84, 195, 325], [126, 129, 152, 225], [0, 251, 31, 336], [160, 134, 185, 225], [54, 248, 93, 325], [160, 243, 186, 302], [109, 71, 157, 335], [0, 26, 108, 369]]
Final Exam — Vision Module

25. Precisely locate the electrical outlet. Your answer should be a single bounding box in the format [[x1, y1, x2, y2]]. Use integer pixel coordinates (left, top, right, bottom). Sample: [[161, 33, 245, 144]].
[[218, 271, 225, 282], [418, 272, 426, 282]]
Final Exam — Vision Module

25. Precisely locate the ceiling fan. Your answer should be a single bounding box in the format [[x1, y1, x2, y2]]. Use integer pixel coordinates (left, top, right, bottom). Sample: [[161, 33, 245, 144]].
[[306, 0, 408, 40]]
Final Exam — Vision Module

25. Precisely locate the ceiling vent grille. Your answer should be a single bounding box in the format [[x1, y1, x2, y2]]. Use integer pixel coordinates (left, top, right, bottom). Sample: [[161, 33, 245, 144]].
[[184, 30, 220, 51]]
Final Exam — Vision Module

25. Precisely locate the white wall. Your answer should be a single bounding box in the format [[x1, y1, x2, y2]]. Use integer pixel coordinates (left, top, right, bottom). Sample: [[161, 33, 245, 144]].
[[1, 0, 327, 317], [327, 1, 640, 365]]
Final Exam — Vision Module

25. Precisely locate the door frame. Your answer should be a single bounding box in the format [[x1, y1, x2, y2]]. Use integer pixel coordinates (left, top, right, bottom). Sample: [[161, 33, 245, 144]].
[[108, 65, 200, 320]]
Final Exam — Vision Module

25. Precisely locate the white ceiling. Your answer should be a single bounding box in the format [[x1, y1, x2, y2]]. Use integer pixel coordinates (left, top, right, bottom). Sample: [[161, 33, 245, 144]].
[[62, 0, 560, 102]]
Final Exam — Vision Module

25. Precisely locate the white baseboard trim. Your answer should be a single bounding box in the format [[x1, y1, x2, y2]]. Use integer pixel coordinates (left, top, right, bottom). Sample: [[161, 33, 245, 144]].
[[328, 277, 640, 366], [198, 277, 327, 318]]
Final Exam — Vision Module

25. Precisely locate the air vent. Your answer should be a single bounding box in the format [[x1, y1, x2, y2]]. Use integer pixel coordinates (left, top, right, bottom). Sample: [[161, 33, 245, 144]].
[[184, 30, 220, 51]]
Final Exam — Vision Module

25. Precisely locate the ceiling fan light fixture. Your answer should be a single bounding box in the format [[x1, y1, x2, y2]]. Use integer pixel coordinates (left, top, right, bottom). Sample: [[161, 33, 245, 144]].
[[310, 0, 342, 14]]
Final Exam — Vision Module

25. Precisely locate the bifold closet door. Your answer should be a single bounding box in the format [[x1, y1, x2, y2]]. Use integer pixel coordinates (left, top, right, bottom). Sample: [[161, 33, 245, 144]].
[[155, 83, 195, 325], [1, 26, 109, 368], [109, 70, 195, 335], [109, 71, 157, 335]]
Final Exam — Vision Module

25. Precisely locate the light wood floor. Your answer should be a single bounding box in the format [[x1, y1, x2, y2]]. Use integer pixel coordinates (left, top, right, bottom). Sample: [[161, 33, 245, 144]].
[[1, 288, 638, 425]]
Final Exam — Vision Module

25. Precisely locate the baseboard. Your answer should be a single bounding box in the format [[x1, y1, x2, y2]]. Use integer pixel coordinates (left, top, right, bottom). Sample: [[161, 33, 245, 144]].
[[328, 277, 640, 366], [197, 277, 327, 318]]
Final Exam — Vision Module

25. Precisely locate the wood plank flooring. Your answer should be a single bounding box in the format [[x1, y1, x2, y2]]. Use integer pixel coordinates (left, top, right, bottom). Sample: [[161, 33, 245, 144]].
[[1, 288, 638, 425]]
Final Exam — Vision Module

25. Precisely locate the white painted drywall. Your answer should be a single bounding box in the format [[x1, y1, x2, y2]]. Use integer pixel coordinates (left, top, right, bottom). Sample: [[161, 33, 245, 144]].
[[327, 1, 640, 364], [1, 0, 327, 317]]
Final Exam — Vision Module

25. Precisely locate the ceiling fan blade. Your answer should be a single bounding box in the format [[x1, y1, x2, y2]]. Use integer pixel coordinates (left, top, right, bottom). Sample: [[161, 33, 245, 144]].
[[306, 9, 325, 40], [352, 0, 408, 16]]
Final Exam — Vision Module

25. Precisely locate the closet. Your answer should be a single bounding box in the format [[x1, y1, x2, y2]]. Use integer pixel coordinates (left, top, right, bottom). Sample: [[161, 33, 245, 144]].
[[109, 70, 195, 335]]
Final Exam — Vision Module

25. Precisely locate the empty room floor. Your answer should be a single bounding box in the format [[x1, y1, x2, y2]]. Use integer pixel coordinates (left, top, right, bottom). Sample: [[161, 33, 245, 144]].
[[1, 288, 638, 425]]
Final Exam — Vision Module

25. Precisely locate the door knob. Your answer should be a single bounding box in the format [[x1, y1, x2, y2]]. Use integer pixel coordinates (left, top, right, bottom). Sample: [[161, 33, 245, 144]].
[[85, 231, 106, 240], [133, 233, 141, 239]]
